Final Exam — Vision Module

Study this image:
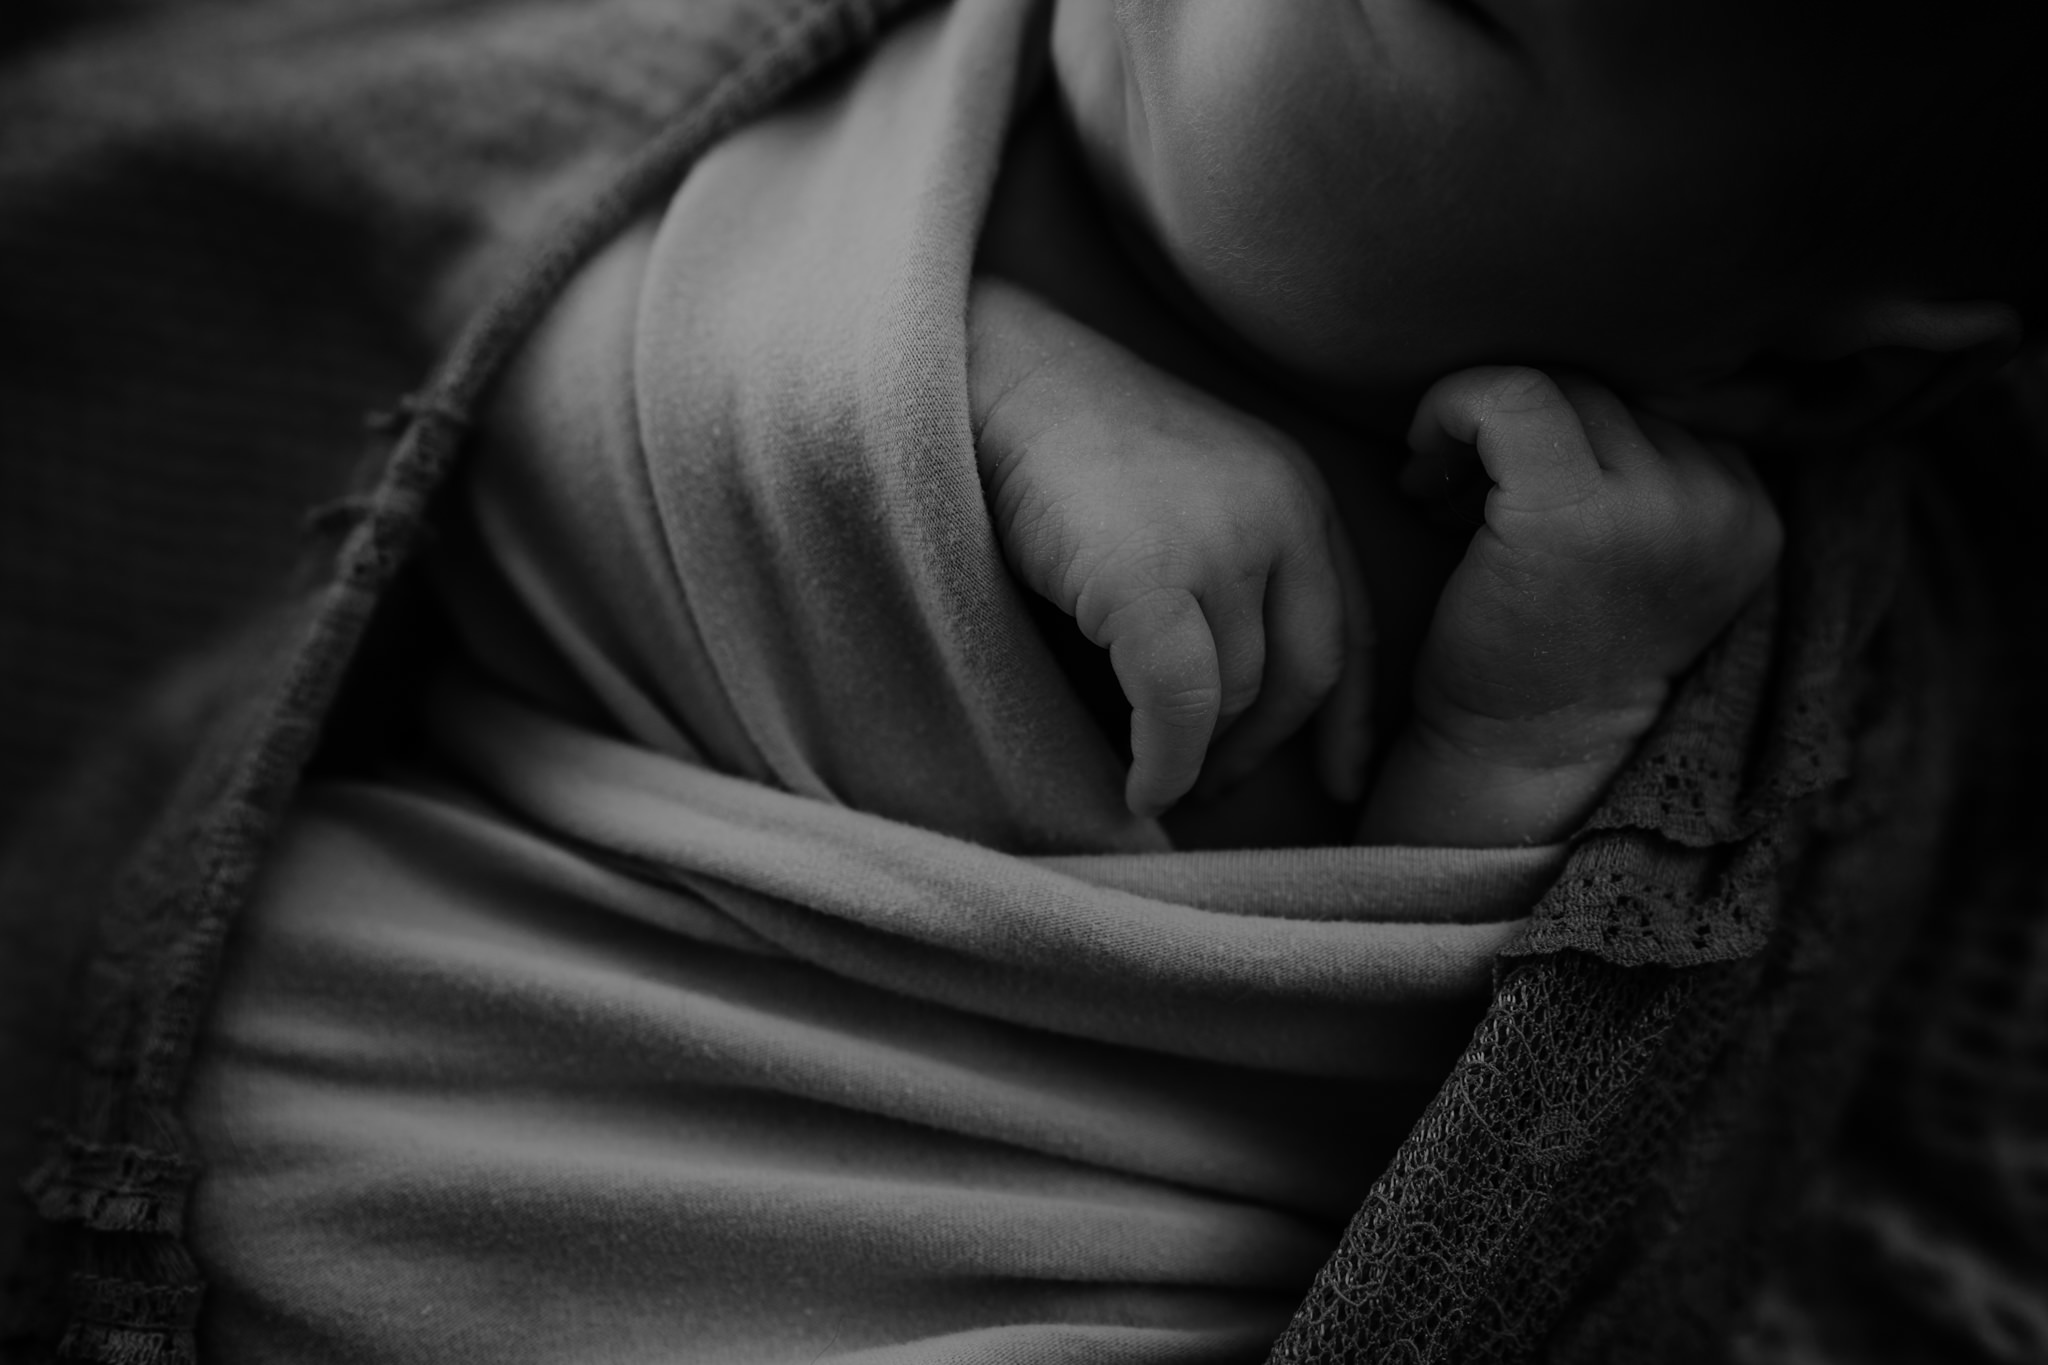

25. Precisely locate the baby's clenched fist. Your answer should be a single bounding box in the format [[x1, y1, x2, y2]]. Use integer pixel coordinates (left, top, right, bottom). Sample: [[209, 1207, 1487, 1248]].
[[1361, 367, 1783, 845], [967, 279, 1371, 817]]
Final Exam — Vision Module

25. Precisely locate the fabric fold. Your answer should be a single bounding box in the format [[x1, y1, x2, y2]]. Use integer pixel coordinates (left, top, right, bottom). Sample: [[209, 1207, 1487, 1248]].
[[424, 675, 1548, 1077], [464, 0, 1153, 855], [187, 2, 1581, 1361]]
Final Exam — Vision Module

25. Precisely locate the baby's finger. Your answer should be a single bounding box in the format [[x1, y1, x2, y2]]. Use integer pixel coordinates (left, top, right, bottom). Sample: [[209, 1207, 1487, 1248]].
[[1404, 366, 1601, 509], [1314, 512, 1374, 803], [1550, 374, 1664, 478], [1201, 535, 1348, 799], [1202, 571, 1273, 738], [1101, 588, 1224, 818]]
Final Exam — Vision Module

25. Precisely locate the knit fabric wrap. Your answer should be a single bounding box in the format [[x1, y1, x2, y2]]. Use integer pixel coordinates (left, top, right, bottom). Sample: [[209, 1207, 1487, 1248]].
[[1263, 450, 1972, 1361]]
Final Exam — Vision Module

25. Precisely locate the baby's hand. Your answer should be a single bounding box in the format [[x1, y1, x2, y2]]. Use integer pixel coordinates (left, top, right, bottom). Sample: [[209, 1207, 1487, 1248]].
[[968, 278, 1372, 818], [1362, 367, 1782, 846]]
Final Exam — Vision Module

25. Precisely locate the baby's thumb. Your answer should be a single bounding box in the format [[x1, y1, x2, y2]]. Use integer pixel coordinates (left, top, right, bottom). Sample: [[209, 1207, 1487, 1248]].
[[1314, 516, 1374, 803], [1097, 588, 1225, 819]]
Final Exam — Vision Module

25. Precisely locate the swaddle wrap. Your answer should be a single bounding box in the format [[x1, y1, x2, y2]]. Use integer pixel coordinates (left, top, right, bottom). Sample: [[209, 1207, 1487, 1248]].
[[457, 0, 1149, 857], [184, 3, 1573, 1361]]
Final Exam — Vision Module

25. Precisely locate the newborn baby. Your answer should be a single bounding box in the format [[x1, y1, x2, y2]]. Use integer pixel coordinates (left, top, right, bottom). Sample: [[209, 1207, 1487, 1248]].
[[966, 0, 2038, 846]]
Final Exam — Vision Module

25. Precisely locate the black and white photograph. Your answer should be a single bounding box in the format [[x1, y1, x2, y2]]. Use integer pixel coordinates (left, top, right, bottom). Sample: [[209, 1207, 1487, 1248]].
[[3, 2, 2044, 1361]]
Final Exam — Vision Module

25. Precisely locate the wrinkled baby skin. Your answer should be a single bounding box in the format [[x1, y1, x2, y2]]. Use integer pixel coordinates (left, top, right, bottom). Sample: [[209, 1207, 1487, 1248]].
[[969, 281, 1781, 844]]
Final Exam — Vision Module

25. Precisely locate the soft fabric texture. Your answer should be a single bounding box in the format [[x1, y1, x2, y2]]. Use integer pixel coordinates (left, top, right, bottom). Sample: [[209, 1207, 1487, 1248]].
[[4, 3, 927, 1356], [452, 0, 1153, 855], [184, 4, 1574, 1358], [183, 711, 1551, 1362], [9, 0, 2048, 1361]]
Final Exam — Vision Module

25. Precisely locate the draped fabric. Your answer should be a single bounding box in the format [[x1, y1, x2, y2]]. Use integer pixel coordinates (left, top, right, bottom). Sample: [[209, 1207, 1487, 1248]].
[[7, 0, 2036, 1360], [184, 3, 1573, 1360], [451, 0, 1152, 856], [184, 692, 1556, 1362]]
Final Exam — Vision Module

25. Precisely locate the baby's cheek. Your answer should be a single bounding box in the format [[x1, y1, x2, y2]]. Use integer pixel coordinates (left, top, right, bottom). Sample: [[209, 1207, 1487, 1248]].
[[1122, 8, 1298, 224], [1111, 4, 1381, 296]]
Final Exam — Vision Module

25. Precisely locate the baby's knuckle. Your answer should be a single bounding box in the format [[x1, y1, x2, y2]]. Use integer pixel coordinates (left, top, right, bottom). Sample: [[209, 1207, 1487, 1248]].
[[1146, 682, 1224, 730], [1221, 451, 1319, 525], [1088, 580, 1191, 642], [1082, 535, 1192, 602], [1480, 366, 1558, 414], [1003, 491, 1077, 562]]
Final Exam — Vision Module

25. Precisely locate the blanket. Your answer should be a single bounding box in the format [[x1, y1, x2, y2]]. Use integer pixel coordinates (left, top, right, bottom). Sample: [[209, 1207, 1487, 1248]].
[[10, 0, 2040, 1360], [184, 3, 1572, 1361]]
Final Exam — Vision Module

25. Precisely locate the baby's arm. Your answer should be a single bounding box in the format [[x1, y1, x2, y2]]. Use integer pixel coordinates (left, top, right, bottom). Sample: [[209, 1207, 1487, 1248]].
[[1360, 368, 1782, 846], [967, 278, 1373, 817]]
